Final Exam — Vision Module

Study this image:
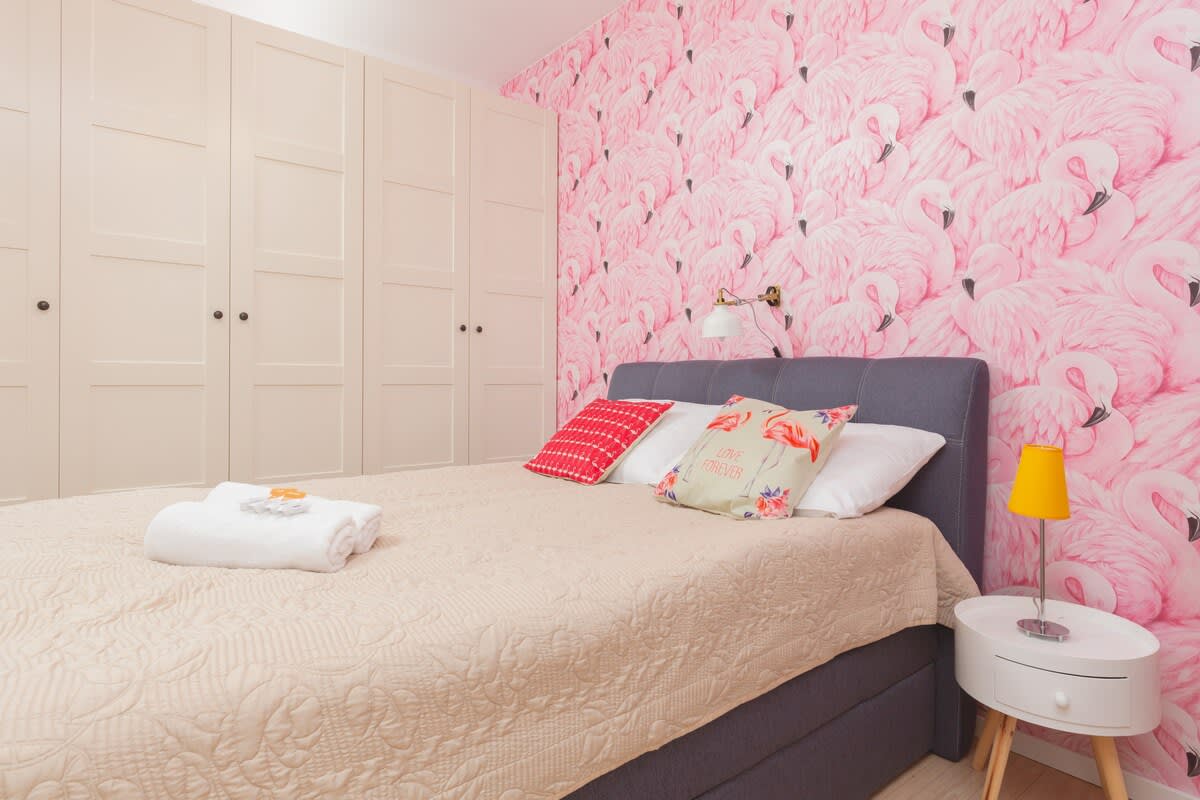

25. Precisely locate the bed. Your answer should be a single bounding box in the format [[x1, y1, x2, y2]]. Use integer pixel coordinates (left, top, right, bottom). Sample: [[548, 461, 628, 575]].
[[571, 356, 989, 798], [0, 356, 988, 799]]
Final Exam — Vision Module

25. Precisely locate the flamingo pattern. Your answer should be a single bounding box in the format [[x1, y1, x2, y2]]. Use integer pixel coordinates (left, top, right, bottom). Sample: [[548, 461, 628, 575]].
[[504, 0, 1200, 791], [682, 409, 753, 479], [741, 409, 822, 495]]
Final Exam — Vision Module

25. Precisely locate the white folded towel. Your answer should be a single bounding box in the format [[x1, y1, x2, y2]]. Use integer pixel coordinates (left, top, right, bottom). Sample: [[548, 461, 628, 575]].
[[204, 482, 382, 554], [145, 501, 357, 573]]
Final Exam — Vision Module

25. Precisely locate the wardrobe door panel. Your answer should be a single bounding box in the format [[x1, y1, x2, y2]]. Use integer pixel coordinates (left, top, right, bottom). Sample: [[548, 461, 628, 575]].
[[60, 0, 229, 496], [468, 92, 556, 464], [230, 19, 363, 483], [0, 0, 58, 502], [363, 59, 469, 473]]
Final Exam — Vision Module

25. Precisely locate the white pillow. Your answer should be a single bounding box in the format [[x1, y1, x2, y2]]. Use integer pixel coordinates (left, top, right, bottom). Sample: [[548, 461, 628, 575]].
[[606, 400, 722, 485], [793, 423, 946, 518]]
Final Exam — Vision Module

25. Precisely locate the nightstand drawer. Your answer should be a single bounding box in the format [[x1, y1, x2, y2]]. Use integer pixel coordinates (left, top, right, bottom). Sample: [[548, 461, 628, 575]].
[[993, 656, 1131, 728]]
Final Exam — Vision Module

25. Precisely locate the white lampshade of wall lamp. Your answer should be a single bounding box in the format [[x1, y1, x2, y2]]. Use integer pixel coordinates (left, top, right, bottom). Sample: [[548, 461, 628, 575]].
[[701, 303, 744, 339]]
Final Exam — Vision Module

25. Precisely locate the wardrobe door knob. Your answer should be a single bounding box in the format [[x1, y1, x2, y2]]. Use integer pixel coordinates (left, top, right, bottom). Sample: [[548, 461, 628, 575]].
[[36, 300, 50, 311], [239, 312, 249, 321], [213, 310, 224, 320], [459, 324, 467, 332], [475, 325, 483, 333]]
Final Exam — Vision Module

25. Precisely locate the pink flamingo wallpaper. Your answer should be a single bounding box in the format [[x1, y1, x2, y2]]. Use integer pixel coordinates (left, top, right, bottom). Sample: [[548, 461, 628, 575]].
[[501, 0, 1200, 791]]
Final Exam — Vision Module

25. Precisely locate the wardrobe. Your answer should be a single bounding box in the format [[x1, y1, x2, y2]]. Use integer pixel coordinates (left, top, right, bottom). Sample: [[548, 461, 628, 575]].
[[0, 0, 557, 503], [363, 64, 557, 473]]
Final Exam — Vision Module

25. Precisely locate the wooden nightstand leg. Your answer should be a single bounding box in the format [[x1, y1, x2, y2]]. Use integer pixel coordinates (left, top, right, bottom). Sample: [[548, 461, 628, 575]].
[[981, 714, 1016, 800], [1091, 736, 1129, 800], [973, 707, 1003, 770]]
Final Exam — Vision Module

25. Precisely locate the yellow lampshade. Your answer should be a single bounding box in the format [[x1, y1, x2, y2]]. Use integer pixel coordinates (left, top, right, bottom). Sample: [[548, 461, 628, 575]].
[[1008, 444, 1070, 520]]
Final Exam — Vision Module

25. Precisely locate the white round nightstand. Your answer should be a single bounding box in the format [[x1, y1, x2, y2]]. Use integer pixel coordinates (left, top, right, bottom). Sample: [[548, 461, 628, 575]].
[[954, 596, 1161, 800]]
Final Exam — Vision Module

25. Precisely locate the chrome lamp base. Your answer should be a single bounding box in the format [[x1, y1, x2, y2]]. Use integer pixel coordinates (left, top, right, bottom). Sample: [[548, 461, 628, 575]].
[[1017, 617, 1070, 642]]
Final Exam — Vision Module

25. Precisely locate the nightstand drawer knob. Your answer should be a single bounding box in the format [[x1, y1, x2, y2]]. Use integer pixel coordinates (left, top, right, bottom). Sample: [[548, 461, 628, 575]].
[[1054, 691, 1070, 709]]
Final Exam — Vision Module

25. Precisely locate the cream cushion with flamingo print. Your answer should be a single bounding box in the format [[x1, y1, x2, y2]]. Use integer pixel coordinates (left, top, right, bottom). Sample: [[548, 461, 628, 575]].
[[655, 396, 857, 519]]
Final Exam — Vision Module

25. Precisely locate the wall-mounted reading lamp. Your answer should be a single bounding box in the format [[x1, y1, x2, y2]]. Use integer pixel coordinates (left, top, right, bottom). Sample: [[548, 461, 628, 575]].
[[699, 286, 784, 358]]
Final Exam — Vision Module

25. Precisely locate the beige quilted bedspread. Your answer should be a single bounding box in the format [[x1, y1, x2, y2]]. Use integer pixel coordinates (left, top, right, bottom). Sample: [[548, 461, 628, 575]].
[[0, 463, 978, 799]]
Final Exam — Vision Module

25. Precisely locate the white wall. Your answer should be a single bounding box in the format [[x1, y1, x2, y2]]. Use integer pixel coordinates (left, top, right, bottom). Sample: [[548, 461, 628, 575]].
[[192, 0, 623, 89]]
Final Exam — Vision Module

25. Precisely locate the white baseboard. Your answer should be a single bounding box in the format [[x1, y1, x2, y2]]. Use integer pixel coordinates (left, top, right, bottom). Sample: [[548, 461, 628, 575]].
[[973, 717, 1194, 800]]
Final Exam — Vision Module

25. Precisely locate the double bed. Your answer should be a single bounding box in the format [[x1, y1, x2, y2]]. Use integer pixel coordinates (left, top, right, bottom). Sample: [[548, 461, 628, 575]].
[[0, 357, 989, 799]]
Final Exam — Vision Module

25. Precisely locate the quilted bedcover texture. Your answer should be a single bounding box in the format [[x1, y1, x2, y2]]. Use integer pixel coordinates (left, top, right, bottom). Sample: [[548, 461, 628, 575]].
[[0, 463, 977, 799]]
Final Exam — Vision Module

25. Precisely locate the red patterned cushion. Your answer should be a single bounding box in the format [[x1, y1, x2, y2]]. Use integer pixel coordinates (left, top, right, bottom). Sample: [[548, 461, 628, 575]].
[[525, 399, 674, 484]]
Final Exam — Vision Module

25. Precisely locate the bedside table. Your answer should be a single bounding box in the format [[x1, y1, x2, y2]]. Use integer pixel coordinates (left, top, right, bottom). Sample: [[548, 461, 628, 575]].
[[954, 596, 1161, 800]]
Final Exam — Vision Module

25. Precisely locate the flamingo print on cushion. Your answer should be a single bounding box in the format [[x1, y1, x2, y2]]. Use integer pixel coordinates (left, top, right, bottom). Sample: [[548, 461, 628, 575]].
[[748, 401, 859, 492], [682, 407, 753, 480], [658, 396, 856, 519], [740, 409, 822, 495], [506, 0, 1200, 790]]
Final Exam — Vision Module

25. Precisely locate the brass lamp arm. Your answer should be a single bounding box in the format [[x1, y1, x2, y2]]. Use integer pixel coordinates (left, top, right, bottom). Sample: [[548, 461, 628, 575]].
[[715, 285, 782, 308]]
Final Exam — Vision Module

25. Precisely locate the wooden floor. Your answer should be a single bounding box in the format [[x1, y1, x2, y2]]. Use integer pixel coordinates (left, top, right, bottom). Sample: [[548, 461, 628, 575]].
[[873, 751, 1106, 799]]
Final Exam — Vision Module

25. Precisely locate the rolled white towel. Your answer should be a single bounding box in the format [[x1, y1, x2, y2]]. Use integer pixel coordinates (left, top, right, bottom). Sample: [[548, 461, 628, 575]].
[[205, 482, 382, 554], [145, 501, 357, 573]]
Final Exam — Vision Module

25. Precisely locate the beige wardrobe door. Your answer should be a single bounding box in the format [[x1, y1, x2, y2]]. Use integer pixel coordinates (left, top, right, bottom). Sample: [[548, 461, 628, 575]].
[[468, 92, 557, 464], [363, 59, 469, 473], [230, 19, 363, 483], [0, 0, 59, 503], [60, 0, 230, 497]]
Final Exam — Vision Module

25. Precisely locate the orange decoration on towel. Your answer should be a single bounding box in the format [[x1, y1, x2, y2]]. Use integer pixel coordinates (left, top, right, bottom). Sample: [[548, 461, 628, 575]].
[[269, 487, 307, 499]]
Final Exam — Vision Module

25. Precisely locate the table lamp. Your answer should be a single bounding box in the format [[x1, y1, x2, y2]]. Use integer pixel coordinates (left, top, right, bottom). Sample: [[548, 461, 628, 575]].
[[1008, 444, 1071, 641]]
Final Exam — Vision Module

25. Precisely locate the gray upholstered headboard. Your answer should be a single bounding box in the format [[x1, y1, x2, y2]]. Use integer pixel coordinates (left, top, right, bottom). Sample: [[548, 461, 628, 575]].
[[607, 357, 989, 585]]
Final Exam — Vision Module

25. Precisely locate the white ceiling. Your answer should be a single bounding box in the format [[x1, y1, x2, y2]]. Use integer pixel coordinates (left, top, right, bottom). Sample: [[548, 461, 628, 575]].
[[195, 0, 625, 89]]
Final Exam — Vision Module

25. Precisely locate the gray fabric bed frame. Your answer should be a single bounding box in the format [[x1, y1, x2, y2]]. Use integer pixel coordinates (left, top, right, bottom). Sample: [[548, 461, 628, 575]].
[[567, 356, 988, 800]]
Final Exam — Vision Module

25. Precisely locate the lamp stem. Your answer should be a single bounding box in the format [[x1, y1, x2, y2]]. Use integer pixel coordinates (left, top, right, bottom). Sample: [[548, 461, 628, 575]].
[[1038, 517, 1046, 626], [1015, 516, 1068, 641]]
